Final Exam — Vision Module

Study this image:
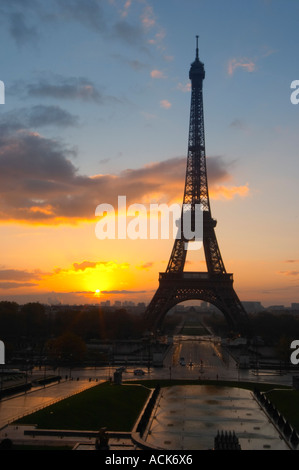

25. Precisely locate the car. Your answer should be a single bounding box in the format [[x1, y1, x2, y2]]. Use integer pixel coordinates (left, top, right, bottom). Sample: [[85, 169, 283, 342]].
[[134, 369, 145, 376]]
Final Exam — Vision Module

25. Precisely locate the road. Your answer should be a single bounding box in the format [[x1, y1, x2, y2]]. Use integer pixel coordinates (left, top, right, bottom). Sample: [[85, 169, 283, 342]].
[[159, 336, 235, 381], [153, 335, 295, 386]]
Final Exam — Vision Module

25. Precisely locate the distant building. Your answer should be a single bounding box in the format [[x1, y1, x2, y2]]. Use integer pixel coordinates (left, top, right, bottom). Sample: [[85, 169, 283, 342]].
[[123, 301, 135, 307], [174, 305, 185, 312], [291, 303, 299, 310], [242, 301, 264, 313], [267, 305, 285, 311]]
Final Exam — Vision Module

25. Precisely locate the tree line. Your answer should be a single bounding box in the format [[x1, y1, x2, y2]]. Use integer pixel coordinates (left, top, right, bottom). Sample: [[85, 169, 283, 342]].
[[0, 301, 145, 363], [1, 300, 299, 364]]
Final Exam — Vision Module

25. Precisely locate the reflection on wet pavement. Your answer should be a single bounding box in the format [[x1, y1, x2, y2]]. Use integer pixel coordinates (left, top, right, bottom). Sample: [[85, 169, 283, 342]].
[[145, 385, 290, 450]]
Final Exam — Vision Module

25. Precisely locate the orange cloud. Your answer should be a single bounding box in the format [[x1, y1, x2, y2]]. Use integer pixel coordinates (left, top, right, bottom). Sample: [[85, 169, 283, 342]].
[[151, 69, 166, 79], [160, 99, 171, 109], [0, 282, 39, 289], [121, 0, 132, 17], [278, 271, 299, 277], [210, 184, 249, 199], [228, 58, 256, 76], [39, 260, 132, 297], [177, 82, 191, 93], [0, 268, 49, 290], [0, 130, 249, 225], [73, 261, 98, 271], [141, 4, 155, 29], [137, 262, 154, 270], [57, 260, 130, 274]]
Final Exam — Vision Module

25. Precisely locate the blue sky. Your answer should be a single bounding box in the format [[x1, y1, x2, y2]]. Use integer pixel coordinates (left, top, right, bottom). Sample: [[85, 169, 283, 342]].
[[0, 0, 298, 307]]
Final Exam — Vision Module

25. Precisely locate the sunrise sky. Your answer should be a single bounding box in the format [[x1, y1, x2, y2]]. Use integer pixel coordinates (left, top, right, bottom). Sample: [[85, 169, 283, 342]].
[[0, 0, 298, 308]]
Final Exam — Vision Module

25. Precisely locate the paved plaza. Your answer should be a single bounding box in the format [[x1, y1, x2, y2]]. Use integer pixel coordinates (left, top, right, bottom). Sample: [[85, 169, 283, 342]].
[[0, 379, 99, 430], [144, 385, 290, 451]]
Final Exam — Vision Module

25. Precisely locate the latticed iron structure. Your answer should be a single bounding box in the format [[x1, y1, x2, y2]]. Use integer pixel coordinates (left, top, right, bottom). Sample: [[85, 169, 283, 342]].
[[145, 37, 248, 333]]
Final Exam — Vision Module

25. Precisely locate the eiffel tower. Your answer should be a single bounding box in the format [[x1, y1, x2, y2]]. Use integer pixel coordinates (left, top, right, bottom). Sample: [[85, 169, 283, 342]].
[[145, 37, 248, 333]]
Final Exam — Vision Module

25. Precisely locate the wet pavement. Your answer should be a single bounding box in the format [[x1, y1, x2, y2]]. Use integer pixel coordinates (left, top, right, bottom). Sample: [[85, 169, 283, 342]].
[[0, 379, 100, 430], [144, 385, 290, 451], [0, 337, 297, 451], [0, 383, 292, 451]]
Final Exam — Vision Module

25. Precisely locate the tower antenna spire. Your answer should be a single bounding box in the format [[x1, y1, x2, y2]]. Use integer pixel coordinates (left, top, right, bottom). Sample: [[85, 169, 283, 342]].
[[196, 35, 199, 59]]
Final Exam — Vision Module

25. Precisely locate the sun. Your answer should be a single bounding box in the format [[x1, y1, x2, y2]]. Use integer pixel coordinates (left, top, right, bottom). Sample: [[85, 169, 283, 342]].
[[93, 289, 101, 298]]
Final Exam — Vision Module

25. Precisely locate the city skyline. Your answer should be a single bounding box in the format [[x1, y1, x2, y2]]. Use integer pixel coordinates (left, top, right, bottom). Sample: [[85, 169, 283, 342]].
[[0, 0, 299, 308]]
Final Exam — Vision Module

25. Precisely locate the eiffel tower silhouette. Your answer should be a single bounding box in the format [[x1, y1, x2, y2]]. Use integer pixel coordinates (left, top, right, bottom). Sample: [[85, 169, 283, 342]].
[[145, 37, 248, 333]]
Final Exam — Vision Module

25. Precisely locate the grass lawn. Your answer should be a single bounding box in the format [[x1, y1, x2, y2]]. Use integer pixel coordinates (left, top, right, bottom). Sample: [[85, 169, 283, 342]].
[[180, 326, 209, 336], [15, 382, 150, 432], [180, 322, 210, 336], [266, 389, 299, 432]]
